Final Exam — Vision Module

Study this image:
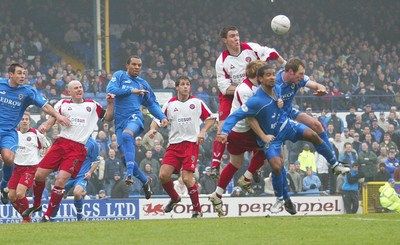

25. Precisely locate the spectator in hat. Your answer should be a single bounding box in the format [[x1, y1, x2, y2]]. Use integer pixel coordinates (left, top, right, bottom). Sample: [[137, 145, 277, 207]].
[[374, 162, 391, 181], [345, 107, 357, 130], [377, 111, 389, 132], [199, 166, 217, 194], [343, 128, 354, 144], [361, 104, 373, 122], [371, 118, 385, 143], [294, 160, 306, 180], [379, 178, 400, 213], [385, 151, 400, 178], [358, 143, 378, 182], [365, 111, 378, 127], [97, 190, 107, 199], [135, 136, 147, 163], [305, 107, 313, 117], [324, 109, 344, 134]]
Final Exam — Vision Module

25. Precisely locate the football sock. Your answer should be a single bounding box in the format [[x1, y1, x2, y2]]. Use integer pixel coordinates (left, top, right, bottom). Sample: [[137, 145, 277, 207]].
[[319, 132, 334, 152], [162, 179, 180, 201], [32, 180, 46, 207], [188, 184, 201, 212], [1, 164, 14, 190], [272, 171, 283, 198], [211, 140, 226, 168], [44, 186, 65, 218], [247, 150, 266, 177], [314, 142, 337, 166], [121, 132, 136, 175], [217, 162, 238, 190]]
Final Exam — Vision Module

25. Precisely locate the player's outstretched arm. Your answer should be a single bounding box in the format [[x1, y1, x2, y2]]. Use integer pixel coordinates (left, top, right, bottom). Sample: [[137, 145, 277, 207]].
[[307, 80, 327, 96]]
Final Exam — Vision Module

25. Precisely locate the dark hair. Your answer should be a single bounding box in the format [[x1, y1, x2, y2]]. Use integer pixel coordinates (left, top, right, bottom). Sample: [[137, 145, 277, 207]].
[[257, 64, 273, 78], [8, 63, 23, 73], [220, 26, 238, 38], [175, 75, 191, 87], [285, 57, 305, 73], [126, 55, 141, 65]]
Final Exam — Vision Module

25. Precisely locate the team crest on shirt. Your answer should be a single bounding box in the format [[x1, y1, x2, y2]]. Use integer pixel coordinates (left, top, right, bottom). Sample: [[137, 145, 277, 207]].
[[291, 83, 295, 89], [26, 136, 31, 142], [230, 64, 235, 69], [189, 104, 195, 110], [245, 57, 252, 62], [68, 106, 72, 110], [174, 107, 178, 112], [86, 107, 92, 112], [18, 94, 23, 100]]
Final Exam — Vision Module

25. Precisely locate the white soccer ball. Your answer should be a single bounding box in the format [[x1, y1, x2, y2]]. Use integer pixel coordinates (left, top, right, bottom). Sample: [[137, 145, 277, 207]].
[[271, 15, 291, 35]]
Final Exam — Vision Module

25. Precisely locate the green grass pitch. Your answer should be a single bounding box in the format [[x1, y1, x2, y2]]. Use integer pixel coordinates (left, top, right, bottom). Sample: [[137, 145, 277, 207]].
[[0, 213, 398, 244]]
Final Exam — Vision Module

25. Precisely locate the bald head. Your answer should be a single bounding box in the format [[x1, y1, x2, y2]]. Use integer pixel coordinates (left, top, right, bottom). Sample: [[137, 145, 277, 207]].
[[68, 80, 84, 102], [68, 80, 82, 91]]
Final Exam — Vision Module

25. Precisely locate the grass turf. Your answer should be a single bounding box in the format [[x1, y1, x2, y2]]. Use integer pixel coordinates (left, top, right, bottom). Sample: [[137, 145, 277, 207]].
[[0, 213, 398, 244]]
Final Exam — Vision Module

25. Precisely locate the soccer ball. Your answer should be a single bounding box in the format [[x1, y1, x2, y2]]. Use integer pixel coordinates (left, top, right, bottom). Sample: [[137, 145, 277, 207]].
[[271, 15, 290, 35]]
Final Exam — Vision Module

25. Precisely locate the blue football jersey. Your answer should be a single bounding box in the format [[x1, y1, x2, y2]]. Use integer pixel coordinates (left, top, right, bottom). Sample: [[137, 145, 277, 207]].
[[0, 78, 47, 132], [106, 70, 166, 131]]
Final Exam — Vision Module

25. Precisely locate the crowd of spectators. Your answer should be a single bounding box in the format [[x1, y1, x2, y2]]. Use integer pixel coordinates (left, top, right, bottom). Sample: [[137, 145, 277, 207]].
[[0, 0, 399, 198]]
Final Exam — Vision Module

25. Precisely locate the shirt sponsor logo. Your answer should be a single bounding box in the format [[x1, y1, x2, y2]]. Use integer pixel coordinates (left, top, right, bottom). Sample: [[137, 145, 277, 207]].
[[177, 117, 192, 124], [0, 96, 22, 108]]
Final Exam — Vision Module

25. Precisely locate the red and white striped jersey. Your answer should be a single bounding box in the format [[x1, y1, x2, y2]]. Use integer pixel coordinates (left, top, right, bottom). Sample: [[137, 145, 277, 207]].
[[215, 42, 279, 95], [231, 79, 259, 132], [55, 99, 105, 144], [162, 96, 213, 144], [15, 128, 50, 166]]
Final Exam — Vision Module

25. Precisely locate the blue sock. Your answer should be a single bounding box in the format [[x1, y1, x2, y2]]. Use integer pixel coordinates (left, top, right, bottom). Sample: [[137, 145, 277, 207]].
[[281, 167, 290, 200], [121, 132, 136, 175], [121, 132, 149, 184], [1, 164, 14, 190], [319, 132, 333, 152], [74, 198, 83, 213], [272, 171, 283, 199], [75, 198, 83, 221], [314, 142, 337, 166]]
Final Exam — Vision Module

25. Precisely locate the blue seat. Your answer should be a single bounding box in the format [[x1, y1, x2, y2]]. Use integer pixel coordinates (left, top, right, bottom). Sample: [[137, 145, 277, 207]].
[[95, 92, 107, 99], [85, 92, 95, 99]]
